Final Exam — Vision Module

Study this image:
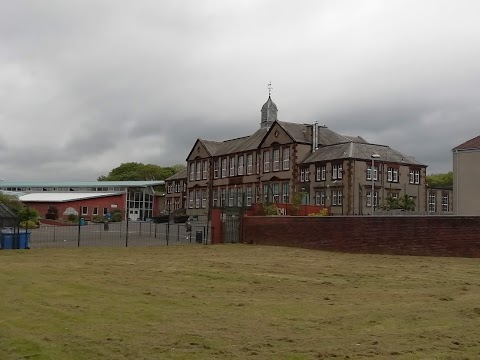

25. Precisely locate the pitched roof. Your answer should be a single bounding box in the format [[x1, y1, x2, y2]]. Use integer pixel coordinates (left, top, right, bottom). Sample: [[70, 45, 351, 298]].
[[0, 203, 18, 219], [199, 128, 269, 157], [453, 134, 480, 150], [302, 142, 425, 166], [166, 168, 187, 181]]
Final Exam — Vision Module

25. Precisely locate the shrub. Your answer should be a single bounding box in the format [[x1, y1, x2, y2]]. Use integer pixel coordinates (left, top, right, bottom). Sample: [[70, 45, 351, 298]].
[[67, 214, 78, 223], [111, 209, 123, 222], [18, 207, 40, 222], [92, 215, 105, 223], [20, 220, 39, 229], [264, 204, 282, 216], [307, 208, 330, 216]]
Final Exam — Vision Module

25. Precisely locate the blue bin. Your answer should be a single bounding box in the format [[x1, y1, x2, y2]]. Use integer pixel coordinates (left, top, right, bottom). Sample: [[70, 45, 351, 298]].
[[0, 233, 30, 250], [18, 232, 30, 249], [1, 233, 14, 249], [80, 218, 85, 226]]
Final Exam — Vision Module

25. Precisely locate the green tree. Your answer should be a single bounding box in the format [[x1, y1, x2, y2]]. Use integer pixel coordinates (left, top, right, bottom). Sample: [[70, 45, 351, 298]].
[[383, 195, 416, 211], [426, 171, 453, 188], [0, 193, 24, 214], [98, 162, 182, 182]]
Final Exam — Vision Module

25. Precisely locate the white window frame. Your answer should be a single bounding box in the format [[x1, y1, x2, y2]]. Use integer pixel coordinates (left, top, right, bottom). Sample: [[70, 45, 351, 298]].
[[392, 168, 399, 182], [429, 192, 436, 213], [189, 191, 194, 208], [202, 160, 208, 180], [283, 147, 290, 170], [273, 149, 280, 171], [246, 186, 252, 206], [221, 158, 227, 178], [196, 161, 201, 181], [409, 170, 415, 184], [201, 190, 207, 208], [220, 188, 226, 207], [441, 193, 449, 212], [263, 151, 270, 173], [195, 190, 201, 209], [366, 191, 378, 207], [332, 164, 343, 180], [415, 170, 420, 184], [229, 157, 235, 177], [214, 159, 219, 179], [213, 189, 218, 207], [282, 182, 289, 203], [228, 188, 235, 207], [237, 188, 244, 207], [238, 155, 244, 176], [190, 163, 195, 181], [247, 154, 253, 175]]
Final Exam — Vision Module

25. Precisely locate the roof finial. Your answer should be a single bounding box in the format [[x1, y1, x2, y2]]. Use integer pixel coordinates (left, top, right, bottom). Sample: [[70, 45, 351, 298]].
[[267, 81, 273, 97]]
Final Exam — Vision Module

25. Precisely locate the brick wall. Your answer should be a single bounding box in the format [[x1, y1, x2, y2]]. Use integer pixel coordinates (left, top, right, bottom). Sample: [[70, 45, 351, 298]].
[[242, 216, 480, 258]]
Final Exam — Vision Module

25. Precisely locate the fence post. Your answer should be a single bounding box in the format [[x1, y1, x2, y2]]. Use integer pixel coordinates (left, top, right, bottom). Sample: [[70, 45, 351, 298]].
[[126, 204, 129, 248], [154, 223, 157, 238], [139, 222, 142, 237], [77, 206, 81, 247], [167, 221, 170, 243], [177, 224, 180, 242], [53, 226, 56, 243]]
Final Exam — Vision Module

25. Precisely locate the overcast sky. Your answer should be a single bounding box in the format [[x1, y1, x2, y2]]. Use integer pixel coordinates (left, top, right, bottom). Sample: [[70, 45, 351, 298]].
[[1, 0, 479, 181]]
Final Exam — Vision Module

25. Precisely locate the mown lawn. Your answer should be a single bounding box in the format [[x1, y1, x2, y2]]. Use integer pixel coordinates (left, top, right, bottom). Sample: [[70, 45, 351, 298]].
[[1, 245, 480, 360]]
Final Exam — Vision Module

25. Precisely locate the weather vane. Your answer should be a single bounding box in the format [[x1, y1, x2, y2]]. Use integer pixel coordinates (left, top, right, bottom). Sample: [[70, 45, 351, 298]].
[[268, 81, 273, 96]]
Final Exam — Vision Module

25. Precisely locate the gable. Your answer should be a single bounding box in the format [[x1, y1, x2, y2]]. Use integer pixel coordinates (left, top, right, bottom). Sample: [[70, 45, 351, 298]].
[[186, 139, 211, 161], [259, 122, 295, 148]]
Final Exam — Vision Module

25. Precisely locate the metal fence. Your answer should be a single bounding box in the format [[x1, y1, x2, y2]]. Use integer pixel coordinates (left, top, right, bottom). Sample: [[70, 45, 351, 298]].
[[373, 210, 455, 216], [24, 220, 212, 249]]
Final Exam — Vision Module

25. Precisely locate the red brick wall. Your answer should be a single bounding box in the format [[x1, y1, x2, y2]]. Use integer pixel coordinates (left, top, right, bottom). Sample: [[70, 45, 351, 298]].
[[242, 216, 480, 258], [24, 194, 126, 221]]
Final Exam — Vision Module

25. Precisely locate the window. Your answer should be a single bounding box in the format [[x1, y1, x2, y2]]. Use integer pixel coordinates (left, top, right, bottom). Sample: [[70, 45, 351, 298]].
[[429, 192, 436, 212], [367, 166, 378, 181], [332, 190, 343, 206], [230, 157, 235, 177], [273, 149, 280, 171], [442, 193, 449, 212], [189, 163, 195, 181], [166, 200, 171, 211], [263, 184, 270, 203], [175, 182, 180, 193], [195, 190, 201, 208], [93, 207, 98, 215], [214, 159, 219, 179], [332, 164, 343, 180], [255, 185, 260, 203], [387, 167, 399, 182], [221, 158, 227, 178], [247, 154, 253, 174], [316, 165, 326, 181], [202, 190, 207, 208], [246, 186, 252, 206], [167, 183, 173, 194], [82, 207, 88, 215], [238, 155, 244, 175], [282, 182, 289, 203], [237, 188, 244, 207], [409, 170, 415, 184], [228, 188, 235, 207], [202, 160, 208, 179], [263, 151, 270, 172], [272, 183, 279, 202], [283, 147, 290, 170], [256, 153, 261, 174], [220, 188, 226, 207], [103, 207, 108, 215], [366, 191, 378, 207], [196, 161, 201, 180], [414, 170, 420, 184], [188, 191, 194, 208], [300, 168, 309, 182], [213, 189, 218, 207], [315, 191, 325, 206]]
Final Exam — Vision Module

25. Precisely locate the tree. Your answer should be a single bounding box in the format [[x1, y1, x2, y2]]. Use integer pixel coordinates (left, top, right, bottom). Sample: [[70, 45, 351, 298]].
[[0, 193, 24, 214], [426, 171, 453, 188], [383, 195, 416, 211], [98, 162, 184, 182]]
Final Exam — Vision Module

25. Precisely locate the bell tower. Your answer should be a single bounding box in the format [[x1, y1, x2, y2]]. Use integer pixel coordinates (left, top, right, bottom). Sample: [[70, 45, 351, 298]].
[[260, 82, 278, 129]]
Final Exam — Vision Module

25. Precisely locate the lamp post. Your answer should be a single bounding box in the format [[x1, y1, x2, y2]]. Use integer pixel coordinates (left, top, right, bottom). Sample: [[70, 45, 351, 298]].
[[371, 154, 380, 214]]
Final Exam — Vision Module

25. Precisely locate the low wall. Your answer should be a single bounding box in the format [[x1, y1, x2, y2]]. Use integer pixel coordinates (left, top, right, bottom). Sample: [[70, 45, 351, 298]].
[[242, 216, 480, 258]]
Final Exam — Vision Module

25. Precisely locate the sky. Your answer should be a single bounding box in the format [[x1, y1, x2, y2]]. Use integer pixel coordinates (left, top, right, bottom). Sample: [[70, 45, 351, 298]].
[[1, 0, 479, 181]]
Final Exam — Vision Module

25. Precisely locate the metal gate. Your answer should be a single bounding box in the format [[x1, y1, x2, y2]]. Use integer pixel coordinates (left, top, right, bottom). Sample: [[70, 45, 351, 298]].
[[222, 207, 242, 243]]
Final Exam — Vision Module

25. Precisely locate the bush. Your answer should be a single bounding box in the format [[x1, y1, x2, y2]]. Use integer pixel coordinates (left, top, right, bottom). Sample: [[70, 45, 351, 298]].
[[111, 209, 123, 222], [307, 208, 330, 216], [92, 215, 105, 223], [264, 204, 282, 215], [18, 207, 40, 222], [67, 214, 78, 223], [20, 220, 40, 229]]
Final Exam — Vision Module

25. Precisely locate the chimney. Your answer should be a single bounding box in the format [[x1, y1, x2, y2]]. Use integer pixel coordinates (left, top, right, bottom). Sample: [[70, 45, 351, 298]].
[[312, 121, 318, 153]]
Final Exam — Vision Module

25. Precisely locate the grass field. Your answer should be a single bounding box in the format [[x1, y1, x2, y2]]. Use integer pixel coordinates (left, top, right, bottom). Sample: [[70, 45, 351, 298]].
[[1, 245, 480, 360]]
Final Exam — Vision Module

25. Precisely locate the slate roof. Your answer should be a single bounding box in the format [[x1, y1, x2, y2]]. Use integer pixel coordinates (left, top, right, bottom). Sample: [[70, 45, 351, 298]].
[[302, 142, 425, 166], [453, 134, 480, 150], [198, 128, 268, 157], [166, 168, 187, 181]]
